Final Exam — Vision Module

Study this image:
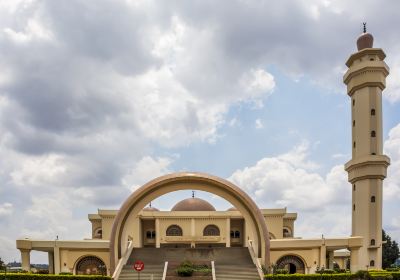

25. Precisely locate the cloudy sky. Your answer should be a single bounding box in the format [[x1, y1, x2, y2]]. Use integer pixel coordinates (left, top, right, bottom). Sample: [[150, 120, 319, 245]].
[[1, 0, 400, 263]]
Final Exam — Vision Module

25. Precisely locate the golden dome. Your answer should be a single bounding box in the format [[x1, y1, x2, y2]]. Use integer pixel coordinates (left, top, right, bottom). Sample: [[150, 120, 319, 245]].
[[171, 197, 216, 211]]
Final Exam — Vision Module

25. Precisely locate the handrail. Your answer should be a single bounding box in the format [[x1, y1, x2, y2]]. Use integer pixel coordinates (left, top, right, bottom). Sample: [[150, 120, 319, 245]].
[[112, 240, 134, 280], [162, 261, 168, 280], [211, 261, 216, 280], [247, 240, 264, 280]]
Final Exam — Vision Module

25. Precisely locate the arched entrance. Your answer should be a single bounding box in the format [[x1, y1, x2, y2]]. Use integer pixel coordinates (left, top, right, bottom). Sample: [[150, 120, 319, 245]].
[[75, 256, 106, 275], [276, 255, 305, 274], [109, 172, 270, 273]]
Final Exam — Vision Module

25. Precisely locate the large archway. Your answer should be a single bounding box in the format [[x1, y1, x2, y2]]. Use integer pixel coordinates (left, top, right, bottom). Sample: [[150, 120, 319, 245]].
[[276, 255, 306, 274], [109, 172, 270, 273]]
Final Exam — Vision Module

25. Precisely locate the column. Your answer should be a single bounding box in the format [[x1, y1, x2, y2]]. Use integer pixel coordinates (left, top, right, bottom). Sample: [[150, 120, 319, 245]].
[[191, 218, 195, 248], [155, 218, 160, 248], [48, 252, 54, 274], [20, 249, 31, 272], [319, 245, 326, 268], [350, 248, 360, 273], [54, 246, 60, 274], [328, 251, 334, 269], [226, 218, 230, 247]]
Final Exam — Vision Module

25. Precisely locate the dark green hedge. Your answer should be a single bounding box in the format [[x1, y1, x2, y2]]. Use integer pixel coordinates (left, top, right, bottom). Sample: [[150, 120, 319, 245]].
[[2, 273, 111, 280], [264, 272, 400, 280]]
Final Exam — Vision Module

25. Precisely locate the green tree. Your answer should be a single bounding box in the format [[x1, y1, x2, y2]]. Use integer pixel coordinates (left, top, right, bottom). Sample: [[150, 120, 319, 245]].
[[383, 229, 400, 268], [0, 257, 4, 270]]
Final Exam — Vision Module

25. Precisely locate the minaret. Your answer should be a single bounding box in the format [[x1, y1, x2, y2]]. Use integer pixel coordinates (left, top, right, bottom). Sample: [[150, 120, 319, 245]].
[[343, 24, 390, 271]]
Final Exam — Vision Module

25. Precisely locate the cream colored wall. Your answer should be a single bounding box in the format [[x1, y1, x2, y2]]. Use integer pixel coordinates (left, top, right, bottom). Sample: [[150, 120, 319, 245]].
[[265, 216, 283, 239], [159, 217, 192, 243], [101, 216, 115, 241], [283, 219, 294, 237]]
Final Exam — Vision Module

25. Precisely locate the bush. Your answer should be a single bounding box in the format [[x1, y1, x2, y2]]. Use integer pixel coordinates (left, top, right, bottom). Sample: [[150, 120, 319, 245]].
[[4, 273, 111, 280], [275, 269, 289, 274], [176, 266, 194, 277]]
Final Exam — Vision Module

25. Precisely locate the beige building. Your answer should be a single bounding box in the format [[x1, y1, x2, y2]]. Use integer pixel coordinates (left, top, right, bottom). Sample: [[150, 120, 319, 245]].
[[16, 30, 390, 279]]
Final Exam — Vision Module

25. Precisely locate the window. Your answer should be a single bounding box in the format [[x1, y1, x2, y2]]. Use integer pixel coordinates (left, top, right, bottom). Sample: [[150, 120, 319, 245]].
[[371, 109, 376, 115], [203, 225, 220, 236], [353, 184, 356, 191], [353, 99, 355, 106], [353, 204, 356, 211], [353, 120, 355, 127], [371, 196, 376, 203], [370, 239, 375, 246], [166, 225, 183, 236], [230, 230, 241, 238], [353, 142, 356, 148], [146, 230, 156, 239], [370, 260, 375, 267], [283, 227, 292, 238], [371, 131, 376, 137], [94, 228, 102, 239]]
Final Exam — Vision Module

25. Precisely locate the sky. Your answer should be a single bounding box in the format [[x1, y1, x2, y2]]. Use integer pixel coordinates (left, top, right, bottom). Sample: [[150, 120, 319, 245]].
[[0, 0, 400, 263]]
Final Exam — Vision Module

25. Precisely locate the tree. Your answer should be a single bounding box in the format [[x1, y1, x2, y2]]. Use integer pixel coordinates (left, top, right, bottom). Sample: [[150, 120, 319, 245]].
[[0, 257, 4, 270], [382, 229, 400, 268]]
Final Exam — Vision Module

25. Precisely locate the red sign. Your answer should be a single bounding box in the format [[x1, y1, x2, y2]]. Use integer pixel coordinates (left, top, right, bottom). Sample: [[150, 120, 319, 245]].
[[134, 260, 144, 272]]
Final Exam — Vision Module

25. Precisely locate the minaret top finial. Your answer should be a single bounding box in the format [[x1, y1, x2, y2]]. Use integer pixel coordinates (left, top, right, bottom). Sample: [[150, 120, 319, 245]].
[[192, 191, 195, 198], [149, 201, 152, 207], [363, 22, 367, 33]]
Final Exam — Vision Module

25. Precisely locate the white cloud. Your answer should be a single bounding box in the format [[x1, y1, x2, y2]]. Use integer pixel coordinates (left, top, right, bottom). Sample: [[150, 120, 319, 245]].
[[229, 141, 351, 237], [0, 202, 13, 217], [255, 118, 264, 129]]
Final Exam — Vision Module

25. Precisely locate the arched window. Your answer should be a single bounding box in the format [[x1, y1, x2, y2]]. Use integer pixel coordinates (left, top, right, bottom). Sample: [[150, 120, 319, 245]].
[[371, 196, 376, 203], [283, 227, 292, 238], [370, 239, 375, 246], [94, 228, 102, 239], [203, 225, 220, 236], [353, 141, 356, 148], [353, 184, 356, 191], [353, 99, 355, 106], [166, 225, 183, 236], [230, 230, 234, 238], [370, 260, 375, 267], [371, 131, 376, 137], [353, 120, 355, 127], [76, 256, 106, 275], [371, 109, 376, 115], [353, 204, 356, 211]]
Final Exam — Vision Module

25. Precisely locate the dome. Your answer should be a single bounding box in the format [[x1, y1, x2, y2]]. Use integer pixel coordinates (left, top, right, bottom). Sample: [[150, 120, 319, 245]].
[[227, 207, 237, 211], [357, 32, 374, 50], [171, 197, 216, 211], [143, 206, 159, 211]]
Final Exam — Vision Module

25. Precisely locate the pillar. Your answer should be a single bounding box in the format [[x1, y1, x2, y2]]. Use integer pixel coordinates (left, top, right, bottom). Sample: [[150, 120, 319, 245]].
[[226, 218, 231, 247], [48, 252, 54, 274], [191, 218, 195, 248], [328, 251, 334, 269], [319, 245, 326, 268], [20, 249, 31, 272], [54, 246, 60, 274], [155, 218, 160, 248], [350, 248, 360, 273]]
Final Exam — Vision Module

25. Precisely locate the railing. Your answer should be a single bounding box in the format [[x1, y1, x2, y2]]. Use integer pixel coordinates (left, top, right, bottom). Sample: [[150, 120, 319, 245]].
[[211, 261, 216, 280], [162, 261, 168, 280], [112, 240, 134, 280], [247, 240, 264, 280]]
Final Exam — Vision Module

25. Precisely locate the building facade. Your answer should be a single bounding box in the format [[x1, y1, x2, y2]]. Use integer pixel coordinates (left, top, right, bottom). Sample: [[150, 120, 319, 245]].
[[16, 30, 390, 278]]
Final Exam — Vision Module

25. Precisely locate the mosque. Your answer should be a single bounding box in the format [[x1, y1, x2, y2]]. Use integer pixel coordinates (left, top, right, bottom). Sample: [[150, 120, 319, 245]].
[[16, 29, 391, 280]]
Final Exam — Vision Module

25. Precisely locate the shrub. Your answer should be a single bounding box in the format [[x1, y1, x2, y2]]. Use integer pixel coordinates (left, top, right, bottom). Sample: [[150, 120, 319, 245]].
[[176, 266, 194, 277], [4, 273, 111, 280], [275, 269, 289, 274]]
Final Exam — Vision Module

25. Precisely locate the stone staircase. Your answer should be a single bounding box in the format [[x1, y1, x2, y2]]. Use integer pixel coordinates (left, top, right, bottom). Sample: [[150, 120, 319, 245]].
[[116, 247, 260, 280], [213, 248, 260, 280]]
